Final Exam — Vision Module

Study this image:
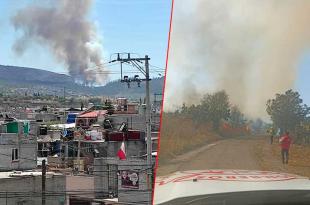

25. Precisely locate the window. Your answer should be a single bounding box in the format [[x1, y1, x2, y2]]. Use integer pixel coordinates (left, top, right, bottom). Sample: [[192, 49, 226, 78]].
[[84, 143, 93, 153], [12, 148, 19, 161]]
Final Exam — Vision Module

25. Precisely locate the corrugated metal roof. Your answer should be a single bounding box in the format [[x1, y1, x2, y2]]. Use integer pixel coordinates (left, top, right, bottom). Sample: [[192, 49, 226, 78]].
[[78, 110, 107, 118]]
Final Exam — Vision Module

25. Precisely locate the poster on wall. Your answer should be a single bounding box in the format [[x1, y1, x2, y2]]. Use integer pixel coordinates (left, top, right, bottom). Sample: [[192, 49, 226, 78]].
[[121, 170, 139, 189]]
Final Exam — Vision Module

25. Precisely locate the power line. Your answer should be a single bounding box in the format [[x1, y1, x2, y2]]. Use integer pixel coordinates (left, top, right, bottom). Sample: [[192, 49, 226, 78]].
[[149, 64, 164, 70], [85, 60, 165, 73], [57, 70, 164, 75]]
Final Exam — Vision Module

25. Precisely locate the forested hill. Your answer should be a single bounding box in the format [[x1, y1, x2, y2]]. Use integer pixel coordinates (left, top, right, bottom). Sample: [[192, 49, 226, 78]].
[[0, 65, 164, 97]]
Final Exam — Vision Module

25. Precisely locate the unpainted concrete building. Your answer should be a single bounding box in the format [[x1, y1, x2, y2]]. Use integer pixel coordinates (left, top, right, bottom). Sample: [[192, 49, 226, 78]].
[[0, 121, 37, 171], [0, 171, 66, 205], [94, 157, 152, 205]]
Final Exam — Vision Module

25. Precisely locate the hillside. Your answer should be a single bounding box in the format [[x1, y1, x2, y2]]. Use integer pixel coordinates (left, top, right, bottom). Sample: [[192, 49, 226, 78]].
[[94, 77, 164, 98], [0, 65, 164, 98]]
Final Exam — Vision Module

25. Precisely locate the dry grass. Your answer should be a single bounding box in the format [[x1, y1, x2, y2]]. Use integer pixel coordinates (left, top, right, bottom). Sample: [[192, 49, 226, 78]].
[[273, 143, 310, 177], [255, 137, 310, 178], [158, 114, 220, 164]]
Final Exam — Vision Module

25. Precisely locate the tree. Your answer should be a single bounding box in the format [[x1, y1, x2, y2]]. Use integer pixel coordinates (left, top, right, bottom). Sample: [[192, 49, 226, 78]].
[[178, 103, 202, 122], [201, 90, 230, 130], [180, 103, 188, 115], [266, 89, 310, 133], [251, 118, 264, 134], [68, 97, 75, 105], [89, 97, 102, 105], [230, 105, 245, 128], [174, 91, 231, 130]]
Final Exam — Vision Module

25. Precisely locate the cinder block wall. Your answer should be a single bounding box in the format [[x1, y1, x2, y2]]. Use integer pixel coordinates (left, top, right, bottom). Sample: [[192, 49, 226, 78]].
[[117, 159, 152, 205], [94, 157, 152, 205], [0, 175, 66, 205], [0, 135, 37, 171], [105, 141, 146, 158]]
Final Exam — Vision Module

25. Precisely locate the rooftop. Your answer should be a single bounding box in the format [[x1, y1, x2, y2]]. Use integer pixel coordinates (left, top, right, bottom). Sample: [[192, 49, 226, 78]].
[[78, 110, 108, 118]]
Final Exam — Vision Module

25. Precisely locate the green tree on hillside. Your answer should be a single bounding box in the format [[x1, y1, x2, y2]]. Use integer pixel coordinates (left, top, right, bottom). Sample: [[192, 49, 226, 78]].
[[201, 90, 230, 130], [266, 89, 310, 133]]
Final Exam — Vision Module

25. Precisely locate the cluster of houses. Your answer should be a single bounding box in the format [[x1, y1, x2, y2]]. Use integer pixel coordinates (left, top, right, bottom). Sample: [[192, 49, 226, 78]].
[[0, 97, 160, 205]]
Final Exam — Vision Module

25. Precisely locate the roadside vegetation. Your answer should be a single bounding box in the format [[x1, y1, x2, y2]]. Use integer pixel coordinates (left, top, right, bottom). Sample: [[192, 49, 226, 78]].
[[159, 90, 252, 163], [158, 113, 220, 163], [266, 89, 310, 144]]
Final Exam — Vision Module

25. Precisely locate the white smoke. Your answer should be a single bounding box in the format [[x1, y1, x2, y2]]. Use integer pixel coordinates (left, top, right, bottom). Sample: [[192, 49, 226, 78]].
[[12, 0, 106, 84], [165, 0, 310, 119]]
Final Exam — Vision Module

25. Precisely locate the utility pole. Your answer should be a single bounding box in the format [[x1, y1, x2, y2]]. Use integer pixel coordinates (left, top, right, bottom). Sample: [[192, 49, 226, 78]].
[[75, 127, 83, 172], [42, 159, 46, 205], [17, 122, 23, 170], [145, 55, 152, 169], [110, 53, 152, 167], [111, 53, 153, 204]]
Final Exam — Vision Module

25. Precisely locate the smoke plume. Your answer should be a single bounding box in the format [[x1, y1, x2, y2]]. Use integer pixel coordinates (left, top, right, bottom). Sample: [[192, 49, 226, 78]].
[[165, 0, 310, 119], [11, 0, 106, 84]]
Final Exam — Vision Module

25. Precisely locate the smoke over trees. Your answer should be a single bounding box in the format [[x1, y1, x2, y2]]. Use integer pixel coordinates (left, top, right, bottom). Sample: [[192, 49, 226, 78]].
[[11, 0, 105, 84], [177, 90, 246, 131]]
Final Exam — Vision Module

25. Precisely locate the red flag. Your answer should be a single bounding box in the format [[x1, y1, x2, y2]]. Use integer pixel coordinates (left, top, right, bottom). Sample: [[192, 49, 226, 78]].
[[117, 141, 126, 160]]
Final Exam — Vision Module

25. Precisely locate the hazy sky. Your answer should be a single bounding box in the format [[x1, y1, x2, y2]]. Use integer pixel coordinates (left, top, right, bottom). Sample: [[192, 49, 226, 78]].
[[0, 0, 171, 82]]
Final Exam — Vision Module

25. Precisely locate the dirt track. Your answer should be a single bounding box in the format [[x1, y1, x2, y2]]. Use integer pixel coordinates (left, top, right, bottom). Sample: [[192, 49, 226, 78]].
[[157, 136, 310, 177]]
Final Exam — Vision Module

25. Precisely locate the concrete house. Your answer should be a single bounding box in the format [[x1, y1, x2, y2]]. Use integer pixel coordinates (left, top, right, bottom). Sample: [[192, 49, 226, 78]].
[[0, 120, 66, 205], [0, 121, 37, 171]]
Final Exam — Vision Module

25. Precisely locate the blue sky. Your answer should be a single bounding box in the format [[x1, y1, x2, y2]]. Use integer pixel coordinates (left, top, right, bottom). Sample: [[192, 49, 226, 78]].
[[296, 51, 310, 106], [0, 0, 171, 81]]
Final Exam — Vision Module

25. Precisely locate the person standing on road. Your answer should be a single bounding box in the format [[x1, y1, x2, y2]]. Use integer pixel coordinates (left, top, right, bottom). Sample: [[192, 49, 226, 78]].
[[279, 131, 292, 164], [268, 127, 275, 144], [276, 128, 281, 142]]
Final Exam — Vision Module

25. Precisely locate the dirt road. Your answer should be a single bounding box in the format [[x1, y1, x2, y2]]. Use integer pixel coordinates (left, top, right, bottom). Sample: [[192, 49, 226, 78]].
[[157, 136, 310, 177]]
